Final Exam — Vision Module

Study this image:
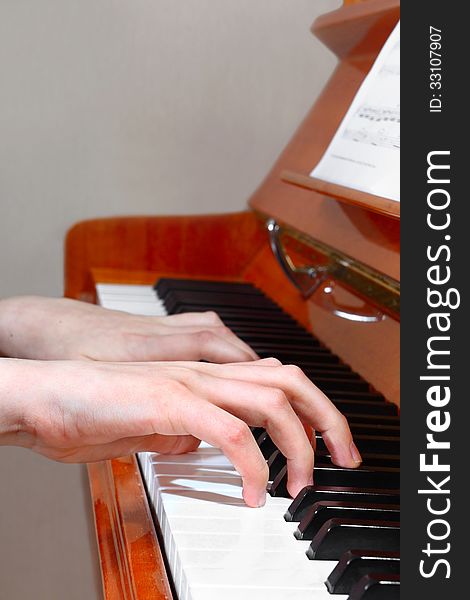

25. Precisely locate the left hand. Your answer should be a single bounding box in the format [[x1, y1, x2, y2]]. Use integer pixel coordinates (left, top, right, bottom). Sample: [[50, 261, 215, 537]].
[[0, 296, 258, 363]]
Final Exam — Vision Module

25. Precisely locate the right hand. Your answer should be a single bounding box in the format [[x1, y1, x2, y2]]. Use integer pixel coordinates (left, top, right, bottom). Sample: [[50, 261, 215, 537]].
[[2, 357, 361, 507]]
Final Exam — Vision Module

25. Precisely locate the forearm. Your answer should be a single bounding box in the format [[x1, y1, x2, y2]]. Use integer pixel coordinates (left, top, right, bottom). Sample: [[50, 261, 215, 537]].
[[0, 296, 41, 357], [0, 296, 72, 359], [0, 358, 34, 447]]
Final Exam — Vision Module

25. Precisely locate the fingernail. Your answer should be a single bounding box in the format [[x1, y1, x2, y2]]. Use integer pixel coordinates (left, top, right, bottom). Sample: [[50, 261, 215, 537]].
[[350, 441, 362, 464], [257, 491, 266, 507]]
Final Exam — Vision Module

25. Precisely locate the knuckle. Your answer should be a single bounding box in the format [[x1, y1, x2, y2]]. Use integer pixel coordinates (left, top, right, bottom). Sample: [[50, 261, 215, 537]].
[[204, 311, 222, 325], [283, 364, 305, 382], [215, 325, 232, 337], [337, 412, 350, 429], [268, 389, 289, 412], [195, 330, 216, 346], [165, 379, 190, 396], [329, 410, 349, 431], [265, 357, 282, 366], [225, 422, 251, 446], [256, 458, 270, 481], [154, 370, 192, 395]]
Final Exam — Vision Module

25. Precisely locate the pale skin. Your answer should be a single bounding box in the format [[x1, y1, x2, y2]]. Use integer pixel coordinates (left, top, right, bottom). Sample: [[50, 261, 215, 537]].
[[0, 296, 361, 507]]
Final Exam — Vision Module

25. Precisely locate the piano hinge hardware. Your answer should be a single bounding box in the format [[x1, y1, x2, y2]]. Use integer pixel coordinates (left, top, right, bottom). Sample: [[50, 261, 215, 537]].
[[267, 219, 328, 298], [266, 218, 390, 323]]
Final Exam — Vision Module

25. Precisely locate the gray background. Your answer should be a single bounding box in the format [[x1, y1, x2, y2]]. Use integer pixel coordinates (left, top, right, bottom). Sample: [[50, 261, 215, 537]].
[[0, 1, 338, 597]]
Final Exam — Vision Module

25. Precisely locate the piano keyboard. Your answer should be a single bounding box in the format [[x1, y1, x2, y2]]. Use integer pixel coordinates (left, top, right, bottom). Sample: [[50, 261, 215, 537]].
[[96, 279, 400, 600]]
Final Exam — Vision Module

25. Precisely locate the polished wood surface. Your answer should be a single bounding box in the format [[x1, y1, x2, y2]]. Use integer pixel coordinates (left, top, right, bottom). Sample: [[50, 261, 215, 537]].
[[64, 212, 266, 302], [87, 456, 172, 599], [64, 2, 400, 597], [281, 171, 400, 219]]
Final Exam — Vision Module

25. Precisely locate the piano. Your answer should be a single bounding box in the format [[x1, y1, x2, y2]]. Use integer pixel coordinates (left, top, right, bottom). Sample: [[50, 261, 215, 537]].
[[64, 1, 400, 598]]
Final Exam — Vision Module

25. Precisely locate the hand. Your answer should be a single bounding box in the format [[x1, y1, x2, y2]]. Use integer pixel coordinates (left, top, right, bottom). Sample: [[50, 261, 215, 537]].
[[0, 296, 257, 362], [1, 357, 361, 507]]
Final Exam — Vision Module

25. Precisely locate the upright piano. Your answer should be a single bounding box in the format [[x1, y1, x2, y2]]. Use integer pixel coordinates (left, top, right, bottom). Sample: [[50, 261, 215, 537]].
[[64, 1, 400, 598]]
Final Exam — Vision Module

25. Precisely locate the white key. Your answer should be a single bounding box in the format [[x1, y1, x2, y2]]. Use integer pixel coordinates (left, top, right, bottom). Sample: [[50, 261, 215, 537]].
[[96, 283, 157, 296], [96, 283, 167, 315]]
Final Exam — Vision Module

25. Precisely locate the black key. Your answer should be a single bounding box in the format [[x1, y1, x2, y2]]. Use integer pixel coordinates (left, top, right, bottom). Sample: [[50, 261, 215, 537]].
[[315, 435, 399, 456], [344, 414, 400, 427], [333, 401, 398, 416], [348, 423, 400, 437], [172, 306, 295, 324], [313, 378, 371, 394], [271, 464, 399, 496], [326, 549, 400, 594], [163, 290, 279, 311], [224, 317, 310, 330], [234, 334, 316, 346], [293, 363, 355, 376], [250, 427, 265, 440], [285, 486, 400, 522], [253, 348, 355, 362], [327, 391, 385, 402], [315, 450, 400, 469], [348, 573, 400, 600], [256, 357, 360, 373], [313, 464, 399, 490], [352, 435, 400, 455], [155, 278, 263, 297], [229, 323, 314, 340], [295, 501, 400, 540], [254, 350, 344, 366], [306, 518, 400, 560], [354, 454, 400, 469], [253, 349, 345, 362], [269, 465, 290, 497], [248, 339, 323, 351], [166, 301, 278, 315], [299, 362, 354, 373], [267, 450, 286, 481], [256, 431, 277, 459]]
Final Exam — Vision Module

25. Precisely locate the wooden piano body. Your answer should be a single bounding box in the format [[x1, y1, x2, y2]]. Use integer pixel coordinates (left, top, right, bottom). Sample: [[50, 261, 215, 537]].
[[64, 1, 400, 597]]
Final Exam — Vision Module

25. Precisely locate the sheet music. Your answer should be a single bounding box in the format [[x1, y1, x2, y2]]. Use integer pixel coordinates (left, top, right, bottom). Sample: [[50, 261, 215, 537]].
[[310, 21, 400, 202]]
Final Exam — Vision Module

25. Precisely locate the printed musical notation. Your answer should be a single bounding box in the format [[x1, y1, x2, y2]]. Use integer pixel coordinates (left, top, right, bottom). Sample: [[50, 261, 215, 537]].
[[343, 105, 400, 149], [310, 22, 400, 202], [343, 127, 400, 149], [356, 105, 400, 124]]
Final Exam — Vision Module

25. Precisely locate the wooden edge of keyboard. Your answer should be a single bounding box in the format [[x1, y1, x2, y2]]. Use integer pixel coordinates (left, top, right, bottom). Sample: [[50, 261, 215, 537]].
[[87, 456, 173, 600]]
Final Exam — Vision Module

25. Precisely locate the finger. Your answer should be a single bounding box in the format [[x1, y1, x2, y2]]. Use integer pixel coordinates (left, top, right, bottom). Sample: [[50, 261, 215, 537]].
[[214, 327, 258, 359], [178, 400, 269, 507], [184, 362, 360, 467], [151, 313, 259, 359], [158, 357, 279, 368], [223, 357, 282, 367], [186, 374, 314, 497], [154, 311, 223, 327], [147, 324, 258, 360], [142, 332, 257, 363]]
